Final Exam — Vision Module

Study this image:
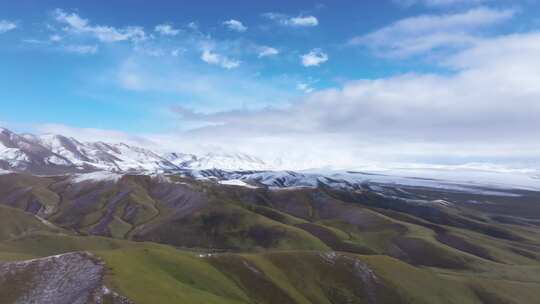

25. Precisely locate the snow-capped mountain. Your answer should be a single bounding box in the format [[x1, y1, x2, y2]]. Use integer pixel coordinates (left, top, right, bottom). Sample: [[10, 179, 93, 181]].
[[162, 152, 197, 167], [193, 168, 540, 195], [0, 128, 72, 173], [1, 127, 539, 193], [0, 128, 271, 173], [165, 151, 270, 171], [34, 134, 178, 173]]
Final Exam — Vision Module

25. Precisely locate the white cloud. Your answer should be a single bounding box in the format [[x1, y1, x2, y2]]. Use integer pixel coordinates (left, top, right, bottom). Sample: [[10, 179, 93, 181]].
[[289, 16, 319, 27], [35, 124, 154, 147], [63, 44, 98, 55], [0, 20, 16, 33], [50, 34, 62, 42], [134, 45, 165, 57], [187, 22, 198, 30], [296, 82, 314, 93], [301, 49, 328, 67], [351, 7, 516, 57], [223, 19, 247, 32], [171, 48, 186, 57], [263, 13, 319, 27], [35, 29, 540, 169], [53, 8, 146, 42], [115, 55, 298, 113], [163, 31, 540, 168], [201, 49, 240, 69], [257, 46, 279, 58], [22, 39, 46, 44], [155, 23, 180, 36], [394, 0, 491, 7]]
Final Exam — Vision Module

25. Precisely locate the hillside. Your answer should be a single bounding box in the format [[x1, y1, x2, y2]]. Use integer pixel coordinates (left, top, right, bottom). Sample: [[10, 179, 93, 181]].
[[0, 169, 539, 303]]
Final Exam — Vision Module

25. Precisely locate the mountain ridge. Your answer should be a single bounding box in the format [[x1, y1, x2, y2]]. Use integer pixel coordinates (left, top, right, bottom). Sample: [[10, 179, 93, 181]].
[[1, 127, 539, 193], [0, 128, 270, 173]]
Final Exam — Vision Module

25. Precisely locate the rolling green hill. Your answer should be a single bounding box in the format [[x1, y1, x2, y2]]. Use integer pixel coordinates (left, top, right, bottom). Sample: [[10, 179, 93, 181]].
[[0, 172, 539, 303]]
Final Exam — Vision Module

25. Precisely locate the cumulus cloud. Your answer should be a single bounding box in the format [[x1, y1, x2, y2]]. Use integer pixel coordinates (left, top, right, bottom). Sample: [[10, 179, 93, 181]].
[[350, 7, 516, 57], [263, 13, 319, 27], [201, 49, 240, 69], [63, 44, 98, 55], [257, 46, 279, 58], [154, 23, 180, 36], [301, 49, 328, 67], [53, 8, 146, 42], [223, 19, 247, 32], [0, 20, 16, 33]]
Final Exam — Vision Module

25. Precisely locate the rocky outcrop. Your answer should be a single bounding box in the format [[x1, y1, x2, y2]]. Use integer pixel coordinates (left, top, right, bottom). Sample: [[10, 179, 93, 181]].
[[0, 252, 132, 304]]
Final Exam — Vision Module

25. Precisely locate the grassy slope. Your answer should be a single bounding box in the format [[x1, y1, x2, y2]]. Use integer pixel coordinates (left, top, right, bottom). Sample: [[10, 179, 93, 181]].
[[0, 205, 55, 241], [135, 202, 330, 252], [1, 175, 540, 303], [1, 230, 539, 304], [0, 233, 449, 303]]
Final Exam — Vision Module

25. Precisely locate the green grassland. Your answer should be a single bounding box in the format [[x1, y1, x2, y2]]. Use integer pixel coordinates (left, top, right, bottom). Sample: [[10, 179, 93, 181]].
[[1, 231, 538, 304], [0, 173, 540, 303]]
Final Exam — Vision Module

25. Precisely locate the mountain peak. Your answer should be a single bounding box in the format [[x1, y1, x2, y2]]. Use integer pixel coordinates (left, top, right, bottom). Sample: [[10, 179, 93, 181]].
[[0, 127, 13, 136], [0, 129, 272, 173]]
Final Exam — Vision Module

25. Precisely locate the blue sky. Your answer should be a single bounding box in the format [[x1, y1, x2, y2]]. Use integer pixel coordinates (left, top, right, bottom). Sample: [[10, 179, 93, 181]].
[[1, 0, 540, 168]]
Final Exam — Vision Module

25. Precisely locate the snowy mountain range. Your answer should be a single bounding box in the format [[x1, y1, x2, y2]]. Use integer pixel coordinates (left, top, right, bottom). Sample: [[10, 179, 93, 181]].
[[0, 128, 268, 173], [1, 127, 539, 193]]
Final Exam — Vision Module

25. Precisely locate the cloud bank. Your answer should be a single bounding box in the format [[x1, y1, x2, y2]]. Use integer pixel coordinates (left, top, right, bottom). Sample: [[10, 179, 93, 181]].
[[162, 31, 540, 168]]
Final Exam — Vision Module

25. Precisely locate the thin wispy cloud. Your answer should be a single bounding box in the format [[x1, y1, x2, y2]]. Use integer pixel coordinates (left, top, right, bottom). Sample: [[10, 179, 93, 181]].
[[187, 21, 198, 30], [296, 82, 314, 93], [63, 44, 98, 55], [223, 19, 247, 32], [53, 8, 146, 42], [201, 49, 241, 69], [49, 34, 62, 42], [154, 24, 180, 36], [394, 0, 491, 7], [350, 7, 516, 57], [170, 48, 186, 57], [0, 20, 17, 33], [115, 55, 298, 113], [257, 46, 279, 58], [263, 13, 319, 27]]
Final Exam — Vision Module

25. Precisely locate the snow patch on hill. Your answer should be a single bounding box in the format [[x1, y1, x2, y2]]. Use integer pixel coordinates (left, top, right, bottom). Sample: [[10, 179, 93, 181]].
[[72, 171, 123, 183], [218, 179, 258, 189], [164, 151, 270, 171]]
